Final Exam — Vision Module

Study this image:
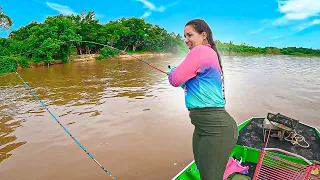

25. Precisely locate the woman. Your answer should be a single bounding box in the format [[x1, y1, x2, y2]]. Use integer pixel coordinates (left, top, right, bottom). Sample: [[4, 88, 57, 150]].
[[168, 19, 238, 180]]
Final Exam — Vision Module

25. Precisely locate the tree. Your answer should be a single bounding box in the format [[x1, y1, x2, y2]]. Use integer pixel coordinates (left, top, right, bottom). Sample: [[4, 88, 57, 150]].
[[68, 10, 101, 54], [9, 21, 38, 40], [117, 18, 148, 51], [37, 38, 60, 66], [0, 7, 13, 31]]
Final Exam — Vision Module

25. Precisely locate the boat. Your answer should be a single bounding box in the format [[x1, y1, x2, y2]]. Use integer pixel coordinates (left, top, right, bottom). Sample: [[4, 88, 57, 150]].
[[172, 112, 320, 180]]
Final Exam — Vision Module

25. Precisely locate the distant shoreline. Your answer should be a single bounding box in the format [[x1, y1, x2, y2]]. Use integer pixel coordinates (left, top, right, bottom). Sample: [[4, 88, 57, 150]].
[[9, 50, 320, 72], [19, 52, 172, 69], [218, 51, 320, 57], [21, 51, 320, 68]]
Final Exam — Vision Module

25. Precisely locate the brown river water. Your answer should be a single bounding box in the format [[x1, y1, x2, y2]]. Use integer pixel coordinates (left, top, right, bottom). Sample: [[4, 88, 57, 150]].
[[0, 54, 319, 180]]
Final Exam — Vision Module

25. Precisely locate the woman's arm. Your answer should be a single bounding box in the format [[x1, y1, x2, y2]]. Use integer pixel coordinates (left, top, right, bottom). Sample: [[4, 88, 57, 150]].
[[168, 46, 202, 87]]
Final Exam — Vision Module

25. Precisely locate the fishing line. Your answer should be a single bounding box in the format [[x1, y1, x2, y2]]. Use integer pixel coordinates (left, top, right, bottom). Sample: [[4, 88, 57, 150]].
[[3, 39, 173, 179], [70, 40, 169, 75], [15, 71, 116, 180]]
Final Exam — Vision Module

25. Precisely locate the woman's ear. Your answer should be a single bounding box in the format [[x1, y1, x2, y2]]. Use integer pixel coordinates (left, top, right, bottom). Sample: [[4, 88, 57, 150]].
[[202, 32, 207, 40]]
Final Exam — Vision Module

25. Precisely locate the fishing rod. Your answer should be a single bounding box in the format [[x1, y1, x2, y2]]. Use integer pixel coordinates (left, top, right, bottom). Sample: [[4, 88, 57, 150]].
[[15, 71, 116, 180], [70, 40, 169, 75]]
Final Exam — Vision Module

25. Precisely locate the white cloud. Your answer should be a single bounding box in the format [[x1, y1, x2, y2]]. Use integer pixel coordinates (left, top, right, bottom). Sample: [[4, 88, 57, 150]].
[[136, 0, 165, 12], [45, 2, 105, 21], [252, 0, 320, 36], [249, 27, 265, 34], [46, 2, 76, 15], [135, 0, 179, 18], [275, 0, 320, 24], [140, 11, 151, 18], [296, 19, 320, 31], [273, 17, 289, 26], [271, 36, 282, 39], [313, 19, 320, 24]]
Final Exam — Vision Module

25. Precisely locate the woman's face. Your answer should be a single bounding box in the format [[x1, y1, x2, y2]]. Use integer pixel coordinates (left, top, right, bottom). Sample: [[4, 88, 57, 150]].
[[184, 25, 206, 50]]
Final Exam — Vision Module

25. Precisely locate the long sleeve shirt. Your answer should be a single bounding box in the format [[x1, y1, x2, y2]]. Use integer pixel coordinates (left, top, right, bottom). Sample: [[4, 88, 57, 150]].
[[168, 44, 225, 109]]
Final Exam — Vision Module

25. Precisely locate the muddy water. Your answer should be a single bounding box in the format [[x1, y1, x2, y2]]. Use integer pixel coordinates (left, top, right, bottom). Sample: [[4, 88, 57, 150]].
[[0, 54, 319, 180]]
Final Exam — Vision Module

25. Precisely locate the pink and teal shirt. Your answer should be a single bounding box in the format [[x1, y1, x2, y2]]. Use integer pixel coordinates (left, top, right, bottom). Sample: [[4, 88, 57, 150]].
[[168, 44, 225, 109]]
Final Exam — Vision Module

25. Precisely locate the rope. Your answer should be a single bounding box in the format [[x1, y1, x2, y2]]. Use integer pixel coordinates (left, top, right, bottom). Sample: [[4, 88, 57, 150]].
[[284, 130, 310, 148], [267, 119, 309, 148], [15, 71, 116, 180], [264, 124, 272, 149]]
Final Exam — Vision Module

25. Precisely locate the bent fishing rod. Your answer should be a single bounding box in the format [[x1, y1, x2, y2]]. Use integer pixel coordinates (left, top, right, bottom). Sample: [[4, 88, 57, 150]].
[[70, 40, 169, 75], [15, 72, 116, 180]]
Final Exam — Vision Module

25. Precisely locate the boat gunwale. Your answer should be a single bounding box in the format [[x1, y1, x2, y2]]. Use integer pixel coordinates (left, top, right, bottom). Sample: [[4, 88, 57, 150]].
[[172, 116, 320, 180], [171, 160, 196, 180], [171, 117, 256, 180], [300, 121, 320, 137]]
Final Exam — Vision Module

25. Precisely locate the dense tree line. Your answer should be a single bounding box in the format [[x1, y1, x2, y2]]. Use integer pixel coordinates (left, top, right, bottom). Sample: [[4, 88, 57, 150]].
[[216, 41, 320, 56], [0, 11, 187, 74], [0, 9, 319, 74]]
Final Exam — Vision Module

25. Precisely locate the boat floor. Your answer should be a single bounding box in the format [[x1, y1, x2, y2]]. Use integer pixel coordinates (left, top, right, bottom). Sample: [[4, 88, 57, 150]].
[[237, 118, 320, 161]]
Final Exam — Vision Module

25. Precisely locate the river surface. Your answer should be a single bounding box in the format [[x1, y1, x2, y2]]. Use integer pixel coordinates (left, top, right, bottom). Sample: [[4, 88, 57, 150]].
[[0, 54, 319, 179]]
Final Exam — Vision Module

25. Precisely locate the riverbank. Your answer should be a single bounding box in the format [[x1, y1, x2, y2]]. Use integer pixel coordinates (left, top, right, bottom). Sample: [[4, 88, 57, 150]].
[[71, 52, 171, 62], [219, 51, 320, 57], [23, 52, 172, 69], [11, 50, 320, 71]]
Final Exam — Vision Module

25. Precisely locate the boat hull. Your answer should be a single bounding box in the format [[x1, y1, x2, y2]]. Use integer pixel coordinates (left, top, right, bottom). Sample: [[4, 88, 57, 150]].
[[172, 117, 320, 180]]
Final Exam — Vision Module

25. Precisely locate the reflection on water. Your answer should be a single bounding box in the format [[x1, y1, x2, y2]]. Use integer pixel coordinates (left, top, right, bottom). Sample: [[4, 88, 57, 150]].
[[0, 55, 171, 163], [0, 115, 26, 163], [0, 54, 319, 178]]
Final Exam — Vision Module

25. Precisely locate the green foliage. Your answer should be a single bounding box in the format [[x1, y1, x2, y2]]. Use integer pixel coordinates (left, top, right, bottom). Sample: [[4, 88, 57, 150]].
[[0, 7, 13, 31], [216, 42, 320, 57], [63, 56, 69, 63], [19, 56, 29, 68], [95, 56, 105, 60], [1, 10, 319, 74], [0, 56, 18, 74], [96, 47, 120, 60], [0, 11, 187, 74], [100, 47, 119, 57]]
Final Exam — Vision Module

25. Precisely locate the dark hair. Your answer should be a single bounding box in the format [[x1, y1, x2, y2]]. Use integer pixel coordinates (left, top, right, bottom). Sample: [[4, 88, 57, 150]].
[[185, 19, 225, 100]]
